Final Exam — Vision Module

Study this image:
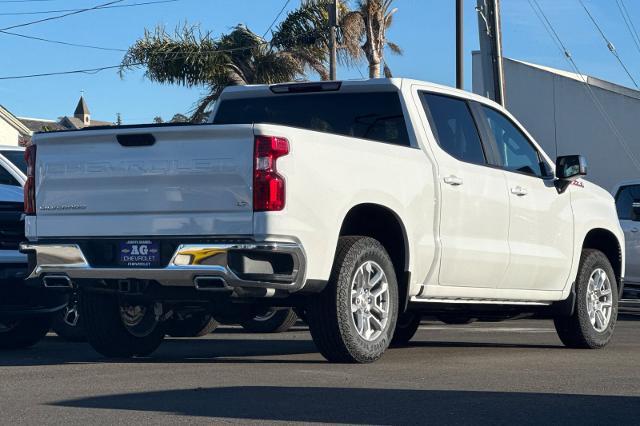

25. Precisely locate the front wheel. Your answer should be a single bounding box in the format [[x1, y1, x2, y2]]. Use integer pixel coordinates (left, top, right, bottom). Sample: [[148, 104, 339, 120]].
[[0, 315, 52, 350], [554, 249, 618, 349], [307, 236, 398, 363], [240, 308, 298, 333], [81, 291, 165, 358]]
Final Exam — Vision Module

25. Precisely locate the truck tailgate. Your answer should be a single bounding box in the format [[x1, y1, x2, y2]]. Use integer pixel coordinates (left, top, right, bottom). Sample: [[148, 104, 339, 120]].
[[32, 124, 255, 238]]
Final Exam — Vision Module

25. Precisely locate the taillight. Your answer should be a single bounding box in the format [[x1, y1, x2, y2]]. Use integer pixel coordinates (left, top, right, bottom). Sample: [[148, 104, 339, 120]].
[[24, 144, 36, 215], [253, 135, 289, 211]]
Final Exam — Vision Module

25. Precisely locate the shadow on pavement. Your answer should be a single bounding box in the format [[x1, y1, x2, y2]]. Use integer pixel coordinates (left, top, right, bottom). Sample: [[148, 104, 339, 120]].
[[51, 386, 638, 424], [0, 336, 321, 367]]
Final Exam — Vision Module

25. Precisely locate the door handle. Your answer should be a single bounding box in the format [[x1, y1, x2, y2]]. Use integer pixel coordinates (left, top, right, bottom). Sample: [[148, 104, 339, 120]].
[[510, 186, 528, 196], [631, 228, 639, 233], [443, 175, 463, 186]]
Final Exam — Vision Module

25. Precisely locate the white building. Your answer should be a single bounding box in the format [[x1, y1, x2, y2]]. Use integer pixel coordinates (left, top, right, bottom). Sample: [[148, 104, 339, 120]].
[[0, 105, 31, 147], [473, 53, 640, 193]]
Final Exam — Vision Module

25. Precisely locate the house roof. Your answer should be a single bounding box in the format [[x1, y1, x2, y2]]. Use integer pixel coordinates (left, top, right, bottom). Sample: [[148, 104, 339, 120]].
[[61, 116, 113, 129], [74, 96, 90, 116], [0, 105, 32, 135], [19, 117, 66, 133]]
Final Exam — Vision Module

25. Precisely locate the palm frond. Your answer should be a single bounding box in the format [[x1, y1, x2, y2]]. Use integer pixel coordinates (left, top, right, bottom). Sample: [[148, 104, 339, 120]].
[[386, 41, 402, 55]]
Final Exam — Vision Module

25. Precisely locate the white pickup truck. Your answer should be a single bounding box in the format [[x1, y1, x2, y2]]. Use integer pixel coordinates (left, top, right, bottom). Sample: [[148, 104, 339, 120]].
[[21, 79, 624, 363]]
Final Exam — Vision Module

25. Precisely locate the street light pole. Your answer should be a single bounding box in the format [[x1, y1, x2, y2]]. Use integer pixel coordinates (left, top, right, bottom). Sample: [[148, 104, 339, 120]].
[[329, 0, 338, 80], [476, 0, 505, 105], [456, 0, 464, 90]]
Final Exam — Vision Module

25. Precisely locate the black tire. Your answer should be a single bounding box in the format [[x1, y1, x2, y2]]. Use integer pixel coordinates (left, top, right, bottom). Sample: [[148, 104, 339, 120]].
[[0, 315, 52, 350], [240, 308, 298, 333], [391, 312, 421, 347], [306, 236, 398, 363], [438, 316, 476, 325], [52, 293, 86, 342], [81, 291, 165, 358], [165, 313, 219, 337], [554, 249, 619, 349]]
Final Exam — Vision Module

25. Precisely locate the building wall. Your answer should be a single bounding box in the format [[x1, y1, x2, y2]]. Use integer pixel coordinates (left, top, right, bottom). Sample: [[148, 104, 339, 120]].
[[0, 117, 20, 146], [473, 54, 640, 193]]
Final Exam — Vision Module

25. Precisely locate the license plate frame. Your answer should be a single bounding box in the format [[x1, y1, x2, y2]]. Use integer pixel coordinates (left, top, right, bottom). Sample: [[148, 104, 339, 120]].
[[118, 240, 160, 268]]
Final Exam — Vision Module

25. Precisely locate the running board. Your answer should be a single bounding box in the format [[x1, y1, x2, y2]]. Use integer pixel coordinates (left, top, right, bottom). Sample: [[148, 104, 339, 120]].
[[411, 297, 551, 306]]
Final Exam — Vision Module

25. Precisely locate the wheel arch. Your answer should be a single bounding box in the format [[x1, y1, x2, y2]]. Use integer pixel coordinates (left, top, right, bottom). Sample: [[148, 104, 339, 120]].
[[582, 228, 623, 290], [338, 203, 411, 311]]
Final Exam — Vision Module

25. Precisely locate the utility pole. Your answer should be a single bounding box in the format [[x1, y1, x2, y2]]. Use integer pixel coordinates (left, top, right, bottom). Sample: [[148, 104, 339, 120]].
[[329, 0, 338, 80], [456, 0, 464, 90], [476, 0, 505, 105]]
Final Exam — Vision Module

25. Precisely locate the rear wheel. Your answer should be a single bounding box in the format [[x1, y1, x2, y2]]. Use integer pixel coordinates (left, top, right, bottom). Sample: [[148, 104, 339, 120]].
[[165, 313, 218, 337], [240, 308, 298, 333], [81, 291, 165, 358], [0, 315, 52, 350], [391, 312, 421, 346], [307, 236, 398, 363], [554, 249, 618, 349]]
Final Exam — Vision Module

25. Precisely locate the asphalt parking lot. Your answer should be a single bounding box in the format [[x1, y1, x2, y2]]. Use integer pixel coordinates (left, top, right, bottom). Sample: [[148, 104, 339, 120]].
[[1, 314, 639, 425]]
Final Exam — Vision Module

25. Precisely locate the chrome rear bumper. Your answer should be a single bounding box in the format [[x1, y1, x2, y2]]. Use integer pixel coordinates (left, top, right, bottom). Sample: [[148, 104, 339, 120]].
[[19, 242, 306, 292]]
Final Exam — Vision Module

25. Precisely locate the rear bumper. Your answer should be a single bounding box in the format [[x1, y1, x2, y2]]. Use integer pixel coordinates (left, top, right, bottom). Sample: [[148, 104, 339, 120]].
[[20, 241, 307, 292]]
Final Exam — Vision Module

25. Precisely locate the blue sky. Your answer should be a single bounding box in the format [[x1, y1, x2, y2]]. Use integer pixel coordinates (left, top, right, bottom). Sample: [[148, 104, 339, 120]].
[[1, 0, 639, 124]]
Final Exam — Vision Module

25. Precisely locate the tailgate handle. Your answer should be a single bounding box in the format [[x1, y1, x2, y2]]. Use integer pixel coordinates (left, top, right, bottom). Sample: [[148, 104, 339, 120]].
[[117, 133, 156, 147]]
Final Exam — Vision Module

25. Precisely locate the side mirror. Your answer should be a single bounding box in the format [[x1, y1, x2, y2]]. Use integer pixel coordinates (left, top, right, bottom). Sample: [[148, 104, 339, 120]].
[[632, 201, 640, 222], [556, 155, 587, 180], [555, 155, 587, 194]]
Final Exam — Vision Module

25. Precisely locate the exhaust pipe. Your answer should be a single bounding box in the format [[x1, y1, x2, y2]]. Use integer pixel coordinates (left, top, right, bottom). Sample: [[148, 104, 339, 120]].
[[194, 276, 230, 291], [43, 275, 73, 288]]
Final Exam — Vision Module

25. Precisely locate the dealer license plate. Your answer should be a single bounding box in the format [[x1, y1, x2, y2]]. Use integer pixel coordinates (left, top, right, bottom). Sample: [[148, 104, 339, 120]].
[[118, 240, 160, 268]]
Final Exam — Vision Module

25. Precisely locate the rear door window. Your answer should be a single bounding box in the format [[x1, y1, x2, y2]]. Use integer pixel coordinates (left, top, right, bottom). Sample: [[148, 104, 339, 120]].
[[420, 93, 486, 165], [213, 91, 410, 146]]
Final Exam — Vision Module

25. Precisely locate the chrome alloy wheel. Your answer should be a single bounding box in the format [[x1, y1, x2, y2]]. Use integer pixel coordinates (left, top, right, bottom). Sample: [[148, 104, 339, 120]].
[[586, 268, 614, 332], [350, 260, 390, 341]]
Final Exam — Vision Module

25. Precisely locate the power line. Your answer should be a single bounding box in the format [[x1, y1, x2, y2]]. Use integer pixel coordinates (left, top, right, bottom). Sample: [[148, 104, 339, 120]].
[[577, 0, 639, 89], [616, 0, 640, 56], [0, 29, 127, 51], [262, 0, 291, 38], [0, 0, 125, 31], [527, 0, 640, 172], [0, 28, 325, 80], [0, 0, 179, 16]]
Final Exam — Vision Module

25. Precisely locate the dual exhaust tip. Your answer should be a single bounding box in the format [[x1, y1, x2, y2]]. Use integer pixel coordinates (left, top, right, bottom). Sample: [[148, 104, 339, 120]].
[[42, 275, 73, 288]]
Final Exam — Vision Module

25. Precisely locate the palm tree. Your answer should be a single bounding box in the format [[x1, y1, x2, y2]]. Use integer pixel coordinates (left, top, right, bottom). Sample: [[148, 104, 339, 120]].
[[341, 0, 402, 78], [120, 24, 304, 121], [271, 0, 363, 80]]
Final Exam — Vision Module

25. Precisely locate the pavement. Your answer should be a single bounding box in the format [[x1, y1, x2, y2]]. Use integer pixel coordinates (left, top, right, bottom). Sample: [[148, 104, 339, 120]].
[[1, 315, 639, 425]]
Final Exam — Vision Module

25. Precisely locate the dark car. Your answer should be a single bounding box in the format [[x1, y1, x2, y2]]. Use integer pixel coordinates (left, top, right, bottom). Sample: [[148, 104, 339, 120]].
[[0, 146, 67, 349]]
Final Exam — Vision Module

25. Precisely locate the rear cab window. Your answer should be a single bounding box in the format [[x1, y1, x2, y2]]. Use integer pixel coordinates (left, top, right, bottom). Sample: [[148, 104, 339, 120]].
[[213, 91, 411, 146], [420, 92, 487, 165]]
